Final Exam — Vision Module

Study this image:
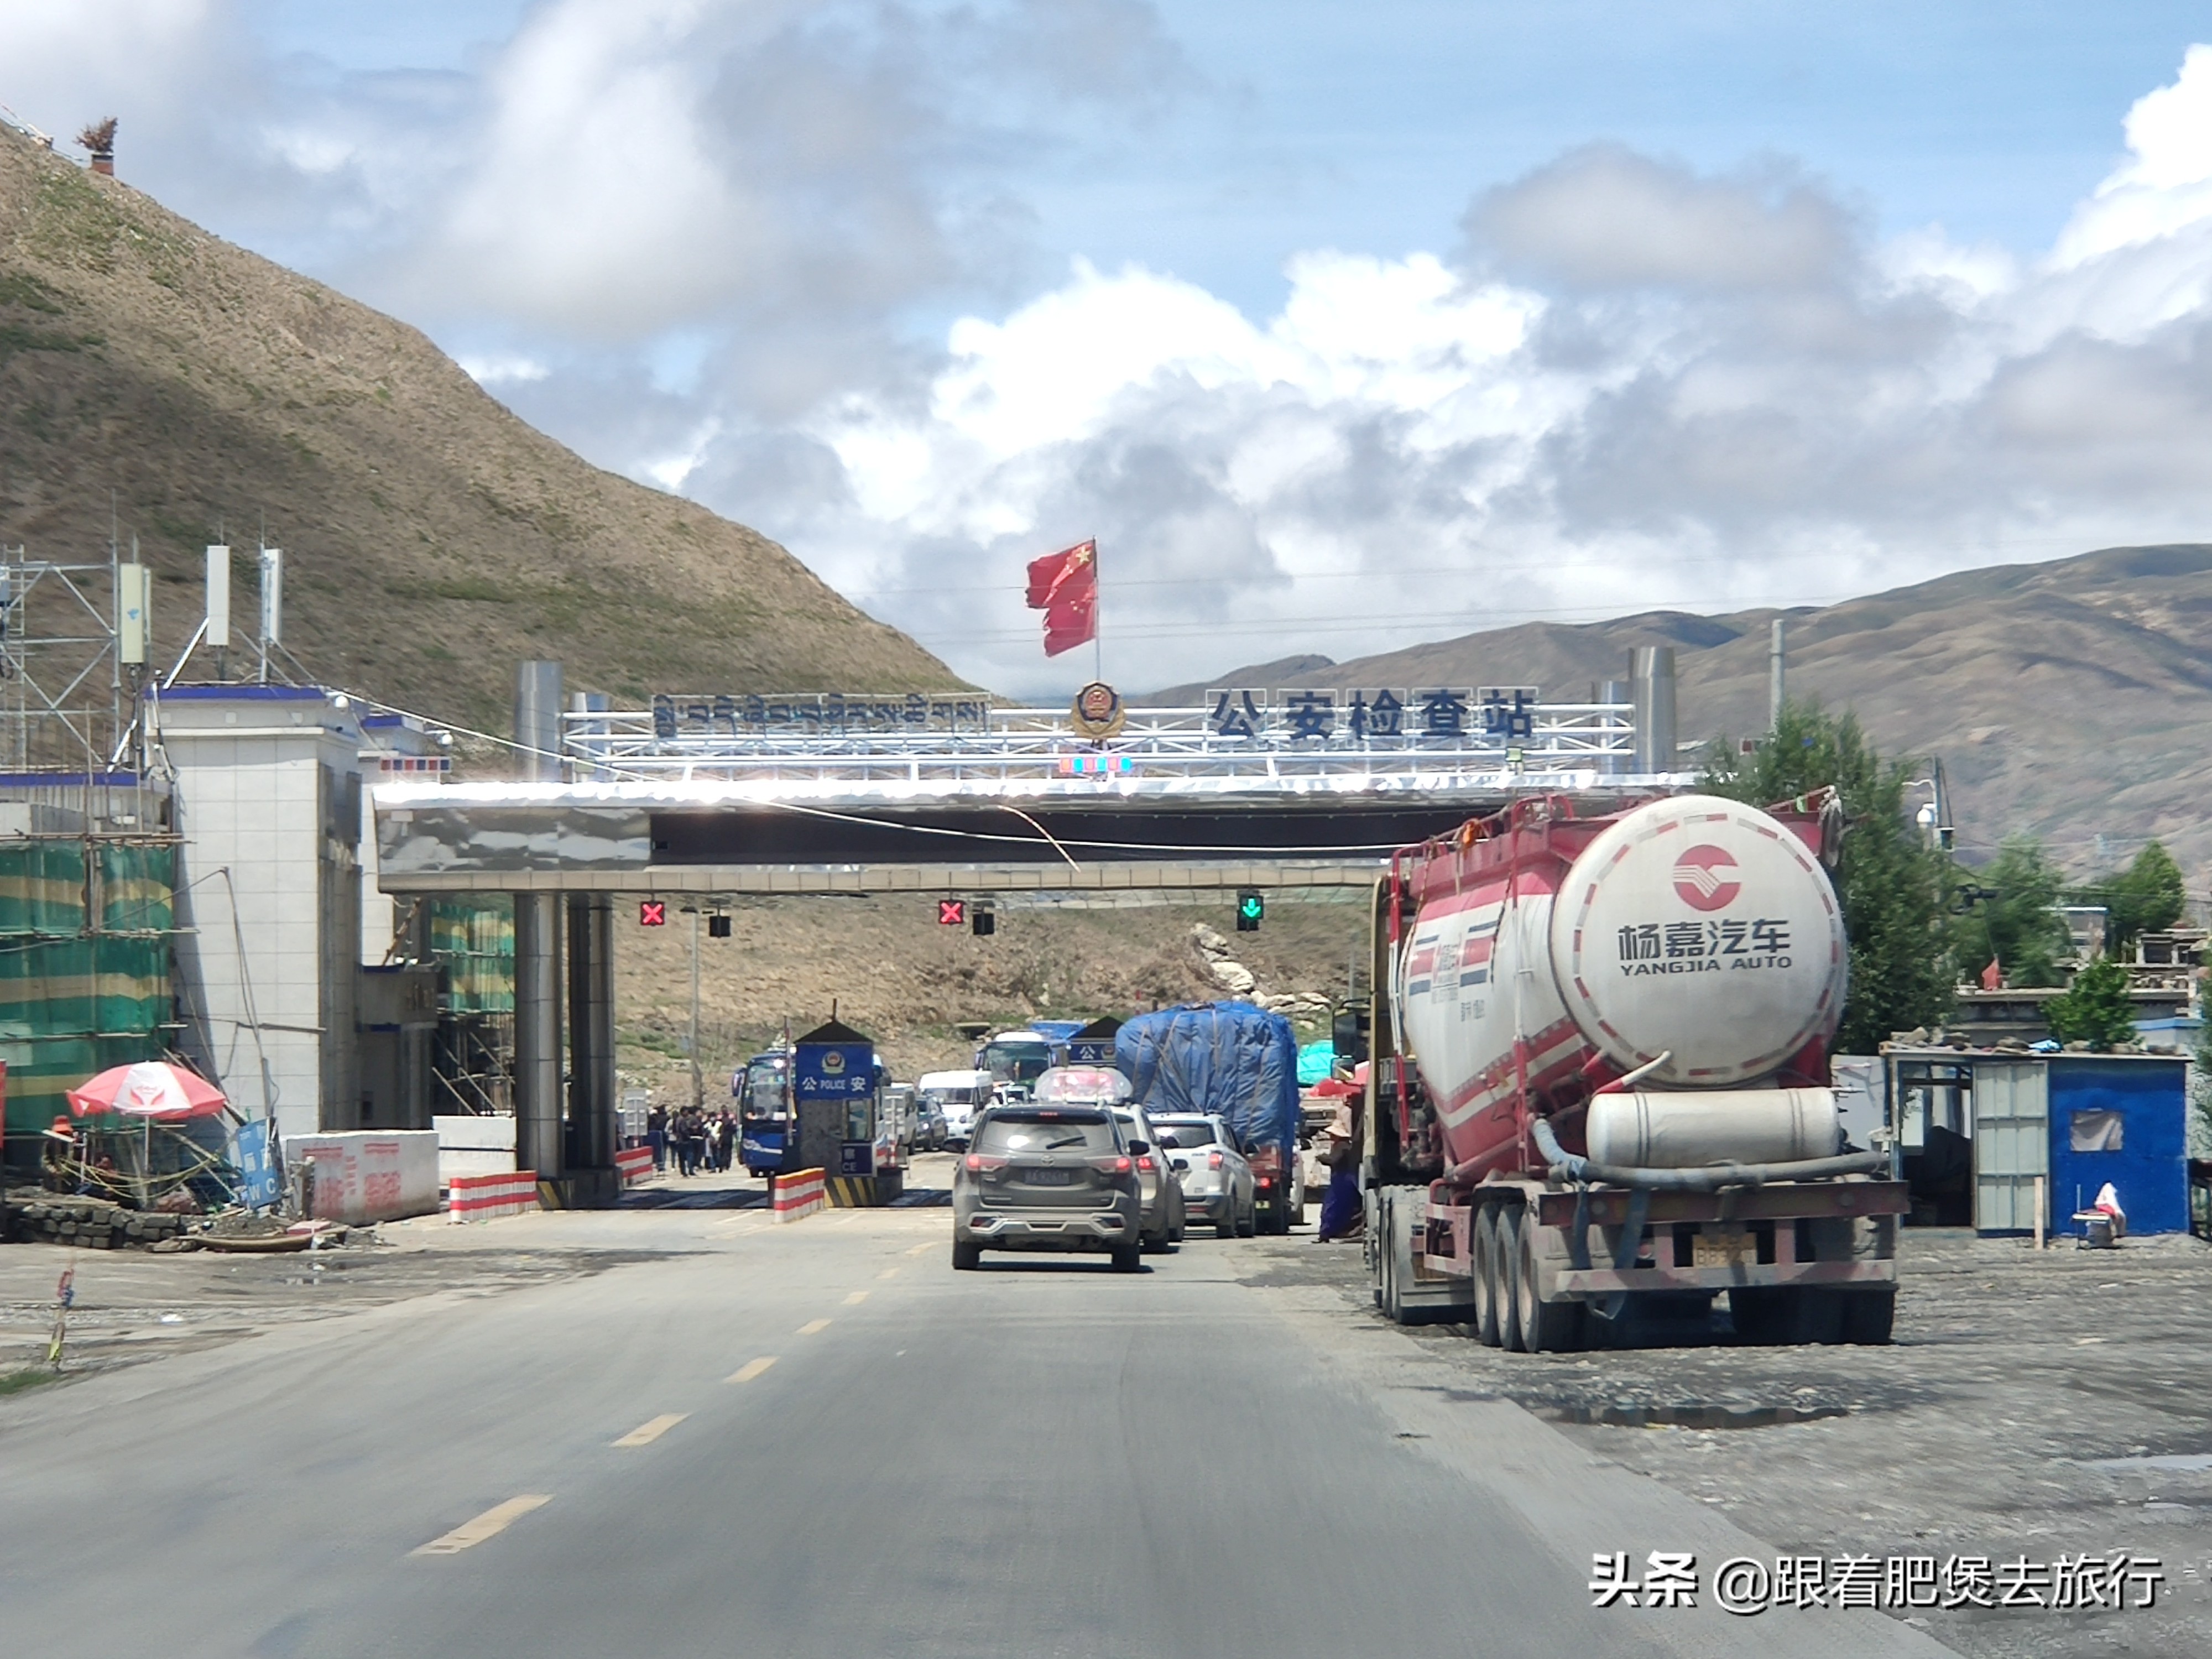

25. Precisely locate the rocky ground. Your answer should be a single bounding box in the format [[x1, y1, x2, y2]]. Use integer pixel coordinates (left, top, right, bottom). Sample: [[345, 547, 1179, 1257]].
[[1260, 1226, 2212, 1659]]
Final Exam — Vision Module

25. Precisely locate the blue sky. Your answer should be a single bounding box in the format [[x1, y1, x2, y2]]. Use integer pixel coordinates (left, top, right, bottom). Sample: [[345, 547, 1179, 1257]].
[[11, 3, 2212, 692]]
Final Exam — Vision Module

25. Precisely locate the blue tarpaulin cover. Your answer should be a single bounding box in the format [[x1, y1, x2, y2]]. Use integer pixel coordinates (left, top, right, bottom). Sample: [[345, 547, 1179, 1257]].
[[1296, 1040, 1335, 1087], [1115, 1002, 1300, 1152]]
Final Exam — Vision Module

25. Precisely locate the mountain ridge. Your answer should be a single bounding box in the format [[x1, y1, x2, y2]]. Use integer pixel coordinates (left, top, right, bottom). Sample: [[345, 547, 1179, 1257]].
[[0, 128, 959, 743], [1147, 543, 2212, 877]]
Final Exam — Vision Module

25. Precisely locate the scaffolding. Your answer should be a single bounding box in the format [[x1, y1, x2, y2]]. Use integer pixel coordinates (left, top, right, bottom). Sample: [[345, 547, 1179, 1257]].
[[0, 540, 142, 776], [429, 896, 514, 1116]]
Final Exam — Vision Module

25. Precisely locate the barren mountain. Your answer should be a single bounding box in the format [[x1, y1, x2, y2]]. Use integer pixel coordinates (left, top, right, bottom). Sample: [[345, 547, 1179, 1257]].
[[1154, 544, 2212, 879], [0, 129, 957, 738]]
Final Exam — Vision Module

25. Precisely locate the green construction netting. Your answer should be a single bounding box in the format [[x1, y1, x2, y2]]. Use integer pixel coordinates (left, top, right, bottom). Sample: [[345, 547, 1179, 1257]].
[[0, 841, 174, 1144], [431, 896, 514, 1015]]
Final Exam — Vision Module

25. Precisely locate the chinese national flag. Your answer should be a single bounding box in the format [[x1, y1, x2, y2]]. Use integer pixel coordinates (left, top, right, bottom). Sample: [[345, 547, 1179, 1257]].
[[1025, 540, 1098, 658]]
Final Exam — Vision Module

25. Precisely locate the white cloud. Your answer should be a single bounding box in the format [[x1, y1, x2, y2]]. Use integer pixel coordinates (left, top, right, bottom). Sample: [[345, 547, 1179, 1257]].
[[660, 44, 2212, 696]]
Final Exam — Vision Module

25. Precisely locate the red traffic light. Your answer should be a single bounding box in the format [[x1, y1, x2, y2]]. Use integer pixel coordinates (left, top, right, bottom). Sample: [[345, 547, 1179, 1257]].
[[639, 900, 667, 927], [937, 899, 966, 926]]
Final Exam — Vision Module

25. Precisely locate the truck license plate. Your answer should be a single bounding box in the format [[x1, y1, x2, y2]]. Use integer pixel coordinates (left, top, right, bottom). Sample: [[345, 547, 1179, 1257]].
[[1693, 1229, 1752, 1268]]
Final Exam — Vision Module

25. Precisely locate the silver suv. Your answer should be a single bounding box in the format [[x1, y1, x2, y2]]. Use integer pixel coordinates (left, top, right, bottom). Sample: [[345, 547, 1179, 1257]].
[[952, 1104, 1144, 1271]]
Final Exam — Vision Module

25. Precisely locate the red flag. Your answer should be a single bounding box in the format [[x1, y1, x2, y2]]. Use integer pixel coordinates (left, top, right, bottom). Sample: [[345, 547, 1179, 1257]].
[[1025, 540, 1097, 658]]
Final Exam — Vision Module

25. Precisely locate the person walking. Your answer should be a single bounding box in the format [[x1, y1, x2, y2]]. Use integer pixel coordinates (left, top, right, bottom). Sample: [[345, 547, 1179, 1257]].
[[646, 1104, 669, 1173]]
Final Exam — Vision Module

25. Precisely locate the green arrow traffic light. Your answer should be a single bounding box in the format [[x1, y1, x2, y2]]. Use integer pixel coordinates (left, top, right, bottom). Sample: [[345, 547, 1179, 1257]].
[[1237, 891, 1264, 931]]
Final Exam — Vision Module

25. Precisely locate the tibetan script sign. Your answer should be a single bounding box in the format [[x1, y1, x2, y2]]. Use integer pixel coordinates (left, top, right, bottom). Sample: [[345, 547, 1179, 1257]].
[[1203, 687, 1540, 742], [653, 692, 992, 739]]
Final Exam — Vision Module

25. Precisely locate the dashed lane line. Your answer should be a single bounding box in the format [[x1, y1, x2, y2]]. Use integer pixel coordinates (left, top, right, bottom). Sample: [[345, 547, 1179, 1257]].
[[411, 1495, 551, 1557], [797, 1318, 832, 1335], [612, 1414, 689, 1448], [904, 1241, 936, 1256], [727, 1357, 778, 1384], [876, 1267, 900, 1281], [843, 1290, 870, 1305]]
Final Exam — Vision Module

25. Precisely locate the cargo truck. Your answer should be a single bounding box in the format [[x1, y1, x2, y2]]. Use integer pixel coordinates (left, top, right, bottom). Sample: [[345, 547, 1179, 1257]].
[[1117, 1001, 1305, 1233], [1364, 792, 1906, 1350]]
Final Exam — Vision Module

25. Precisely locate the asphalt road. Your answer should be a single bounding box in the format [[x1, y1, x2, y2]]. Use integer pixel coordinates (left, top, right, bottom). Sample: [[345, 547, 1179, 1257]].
[[0, 1207, 1952, 1659]]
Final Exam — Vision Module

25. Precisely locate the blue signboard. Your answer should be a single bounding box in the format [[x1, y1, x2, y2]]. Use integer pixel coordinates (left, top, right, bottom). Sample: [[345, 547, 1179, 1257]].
[[233, 1119, 280, 1209], [1068, 1040, 1115, 1066], [839, 1140, 874, 1176], [795, 1041, 873, 1099]]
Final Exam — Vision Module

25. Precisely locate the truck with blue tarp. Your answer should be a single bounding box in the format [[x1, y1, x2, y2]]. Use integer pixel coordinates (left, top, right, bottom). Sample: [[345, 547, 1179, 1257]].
[[1115, 1001, 1305, 1233]]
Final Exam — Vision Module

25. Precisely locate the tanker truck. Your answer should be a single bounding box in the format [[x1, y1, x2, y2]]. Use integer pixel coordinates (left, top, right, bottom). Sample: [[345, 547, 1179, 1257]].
[[1363, 791, 1906, 1351]]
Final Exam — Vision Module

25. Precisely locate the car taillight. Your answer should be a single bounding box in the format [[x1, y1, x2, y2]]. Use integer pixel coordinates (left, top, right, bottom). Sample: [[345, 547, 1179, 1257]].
[[1257, 1174, 1275, 1188], [1089, 1155, 1133, 1176], [1207, 1151, 1224, 1170], [1135, 1154, 1156, 1173], [964, 1153, 1007, 1172]]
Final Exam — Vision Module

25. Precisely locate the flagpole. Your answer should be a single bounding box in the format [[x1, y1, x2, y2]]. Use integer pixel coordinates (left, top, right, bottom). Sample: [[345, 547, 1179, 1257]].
[[1092, 540, 1102, 684]]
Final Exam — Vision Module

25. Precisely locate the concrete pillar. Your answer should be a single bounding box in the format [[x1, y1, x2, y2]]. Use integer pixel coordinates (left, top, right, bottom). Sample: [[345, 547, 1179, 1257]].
[[514, 891, 562, 1181], [1630, 646, 1677, 774], [516, 660, 565, 782], [512, 660, 567, 1185], [567, 893, 618, 1173]]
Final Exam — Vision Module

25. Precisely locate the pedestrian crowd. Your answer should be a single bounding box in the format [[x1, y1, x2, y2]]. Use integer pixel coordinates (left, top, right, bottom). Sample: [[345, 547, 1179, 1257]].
[[644, 1103, 737, 1176]]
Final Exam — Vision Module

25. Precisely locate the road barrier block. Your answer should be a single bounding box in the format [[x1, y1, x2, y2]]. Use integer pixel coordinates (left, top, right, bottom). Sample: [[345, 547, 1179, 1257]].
[[615, 1146, 655, 1185], [773, 1168, 826, 1223], [826, 1175, 889, 1207], [448, 1171, 541, 1222]]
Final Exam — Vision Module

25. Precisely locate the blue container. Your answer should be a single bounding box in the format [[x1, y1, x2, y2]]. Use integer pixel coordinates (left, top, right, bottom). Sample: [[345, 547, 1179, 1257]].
[[2048, 1057, 2189, 1237]]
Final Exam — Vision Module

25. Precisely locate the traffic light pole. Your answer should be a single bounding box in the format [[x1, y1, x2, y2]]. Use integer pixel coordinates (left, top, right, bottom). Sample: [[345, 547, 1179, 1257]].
[[690, 905, 704, 1110]]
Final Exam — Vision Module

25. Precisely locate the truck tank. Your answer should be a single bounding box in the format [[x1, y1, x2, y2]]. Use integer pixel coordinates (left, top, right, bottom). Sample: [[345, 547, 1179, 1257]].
[[1390, 794, 1848, 1183]]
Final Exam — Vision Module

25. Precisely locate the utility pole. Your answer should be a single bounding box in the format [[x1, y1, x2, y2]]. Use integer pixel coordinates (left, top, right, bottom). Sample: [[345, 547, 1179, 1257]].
[[689, 905, 703, 1110], [1768, 617, 1786, 732]]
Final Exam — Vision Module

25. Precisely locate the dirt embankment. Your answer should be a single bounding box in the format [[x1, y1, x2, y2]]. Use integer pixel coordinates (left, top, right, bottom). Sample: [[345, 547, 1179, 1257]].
[[611, 895, 1367, 1095]]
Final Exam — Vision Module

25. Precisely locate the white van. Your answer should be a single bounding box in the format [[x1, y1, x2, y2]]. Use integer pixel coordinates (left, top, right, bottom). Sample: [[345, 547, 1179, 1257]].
[[919, 1068, 994, 1149]]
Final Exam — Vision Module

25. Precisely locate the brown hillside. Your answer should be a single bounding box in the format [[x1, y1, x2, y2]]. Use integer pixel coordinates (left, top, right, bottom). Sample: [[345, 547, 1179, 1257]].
[[1154, 545, 2212, 879], [0, 129, 958, 740]]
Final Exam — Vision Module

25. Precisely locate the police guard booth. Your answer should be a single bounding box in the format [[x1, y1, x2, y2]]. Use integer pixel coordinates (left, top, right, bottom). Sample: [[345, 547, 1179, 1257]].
[[791, 1019, 901, 1202], [1066, 1016, 1123, 1068]]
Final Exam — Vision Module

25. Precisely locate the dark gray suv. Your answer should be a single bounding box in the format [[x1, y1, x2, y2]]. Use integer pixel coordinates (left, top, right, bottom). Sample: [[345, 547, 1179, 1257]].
[[951, 1104, 1144, 1271]]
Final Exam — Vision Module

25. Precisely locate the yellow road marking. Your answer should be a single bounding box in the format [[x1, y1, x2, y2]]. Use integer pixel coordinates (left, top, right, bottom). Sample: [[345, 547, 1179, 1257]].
[[842, 1290, 870, 1305], [876, 1267, 900, 1281], [797, 1318, 832, 1335], [411, 1495, 550, 1556], [727, 1357, 778, 1383], [612, 1413, 688, 1448], [905, 1241, 936, 1256]]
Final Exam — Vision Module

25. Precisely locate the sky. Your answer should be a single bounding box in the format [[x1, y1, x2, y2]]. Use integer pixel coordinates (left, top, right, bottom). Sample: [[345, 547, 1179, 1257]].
[[8, 3, 2212, 696]]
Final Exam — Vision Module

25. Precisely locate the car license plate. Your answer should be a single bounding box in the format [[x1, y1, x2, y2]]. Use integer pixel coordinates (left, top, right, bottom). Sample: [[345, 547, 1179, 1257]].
[[1025, 1168, 1073, 1185], [1693, 1229, 1752, 1268]]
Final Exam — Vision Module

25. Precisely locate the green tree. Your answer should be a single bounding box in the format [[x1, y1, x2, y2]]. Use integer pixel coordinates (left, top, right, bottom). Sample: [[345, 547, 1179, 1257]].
[[1701, 702, 1954, 1052], [1951, 835, 2072, 988], [2074, 840, 2187, 959], [2044, 955, 2137, 1049]]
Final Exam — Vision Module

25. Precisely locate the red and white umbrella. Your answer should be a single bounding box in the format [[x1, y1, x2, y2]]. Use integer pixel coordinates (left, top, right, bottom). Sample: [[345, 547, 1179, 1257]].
[[67, 1061, 228, 1120]]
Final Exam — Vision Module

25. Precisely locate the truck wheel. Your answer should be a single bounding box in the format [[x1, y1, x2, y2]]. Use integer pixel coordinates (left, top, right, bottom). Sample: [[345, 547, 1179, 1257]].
[[1516, 1207, 1584, 1353], [952, 1239, 981, 1271], [1841, 1287, 1895, 1345], [1472, 1203, 1501, 1347], [1376, 1193, 1402, 1321], [1497, 1207, 1527, 1353], [1111, 1243, 1142, 1272]]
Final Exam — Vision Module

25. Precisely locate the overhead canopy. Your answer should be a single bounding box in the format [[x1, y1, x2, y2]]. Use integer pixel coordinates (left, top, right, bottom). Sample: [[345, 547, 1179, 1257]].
[[67, 1061, 228, 1121]]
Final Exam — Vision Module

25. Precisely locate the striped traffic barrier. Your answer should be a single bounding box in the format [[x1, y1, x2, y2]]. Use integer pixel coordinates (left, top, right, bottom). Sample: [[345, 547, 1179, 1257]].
[[773, 1168, 826, 1223], [448, 1171, 541, 1222], [615, 1146, 655, 1185], [826, 1175, 884, 1207]]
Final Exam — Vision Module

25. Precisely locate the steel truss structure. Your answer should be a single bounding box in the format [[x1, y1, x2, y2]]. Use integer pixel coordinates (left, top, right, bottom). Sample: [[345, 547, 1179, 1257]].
[[561, 700, 1637, 790]]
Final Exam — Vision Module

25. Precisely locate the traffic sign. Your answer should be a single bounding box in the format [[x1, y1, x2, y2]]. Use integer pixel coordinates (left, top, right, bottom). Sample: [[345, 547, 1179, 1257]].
[[639, 900, 667, 927], [938, 899, 966, 926]]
